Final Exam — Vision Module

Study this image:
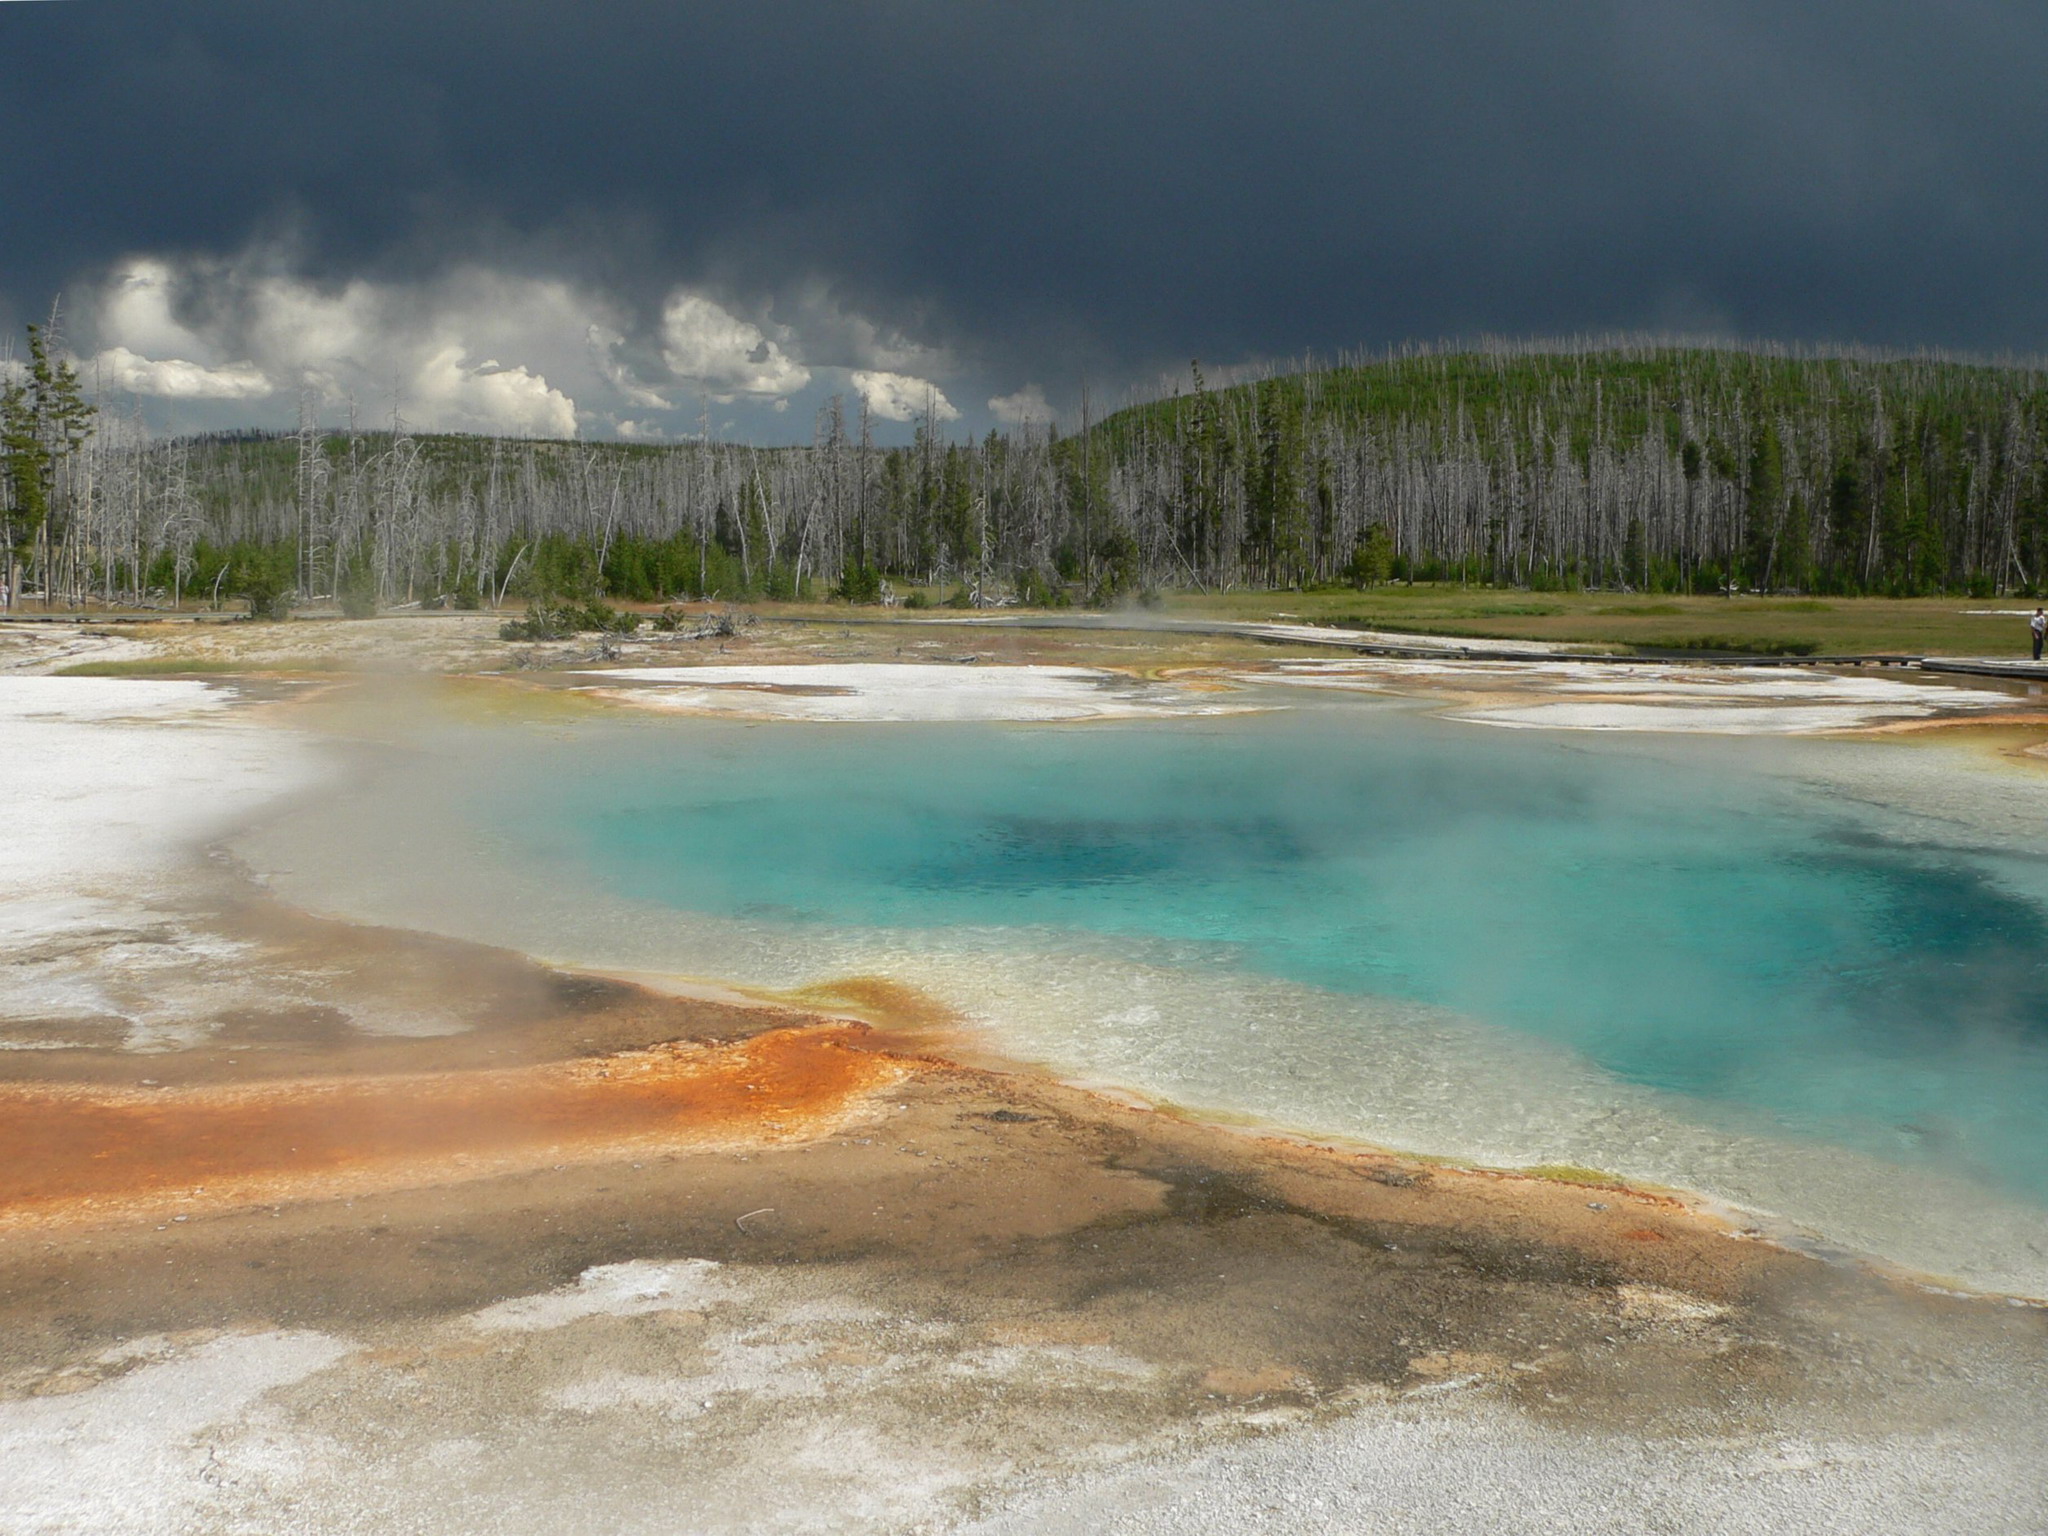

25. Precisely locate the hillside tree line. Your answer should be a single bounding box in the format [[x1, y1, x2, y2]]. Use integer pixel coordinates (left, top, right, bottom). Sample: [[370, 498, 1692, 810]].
[[7, 340, 2048, 613]]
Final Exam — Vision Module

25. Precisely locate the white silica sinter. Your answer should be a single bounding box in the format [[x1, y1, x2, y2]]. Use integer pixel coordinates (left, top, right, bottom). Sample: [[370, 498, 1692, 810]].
[[1246, 658, 2014, 734], [576, 663, 1259, 722], [0, 677, 321, 898]]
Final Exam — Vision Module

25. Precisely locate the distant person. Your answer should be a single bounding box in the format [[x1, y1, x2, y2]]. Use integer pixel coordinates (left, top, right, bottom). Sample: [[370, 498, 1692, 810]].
[[2032, 608, 2046, 662]]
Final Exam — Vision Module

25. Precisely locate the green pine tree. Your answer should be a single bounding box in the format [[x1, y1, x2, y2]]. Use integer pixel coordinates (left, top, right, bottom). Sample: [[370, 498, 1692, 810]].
[[1, 322, 95, 607], [1744, 424, 1785, 588]]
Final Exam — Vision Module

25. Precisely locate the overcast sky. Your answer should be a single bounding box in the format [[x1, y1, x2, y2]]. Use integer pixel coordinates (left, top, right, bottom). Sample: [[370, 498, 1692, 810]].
[[3, 1, 2043, 443]]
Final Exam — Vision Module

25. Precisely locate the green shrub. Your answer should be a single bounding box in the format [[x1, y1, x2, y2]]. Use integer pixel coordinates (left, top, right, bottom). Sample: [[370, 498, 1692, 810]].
[[1088, 526, 1142, 606], [499, 600, 640, 641], [228, 544, 295, 620], [1346, 525, 1394, 588], [1015, 569, 1062, 608], [338, 548, 378, 618], [837, 562, 884, 604]]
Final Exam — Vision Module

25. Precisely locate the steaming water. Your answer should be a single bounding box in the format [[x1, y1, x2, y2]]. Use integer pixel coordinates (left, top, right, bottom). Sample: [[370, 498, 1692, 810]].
[[244, 693, 2048, 1294]]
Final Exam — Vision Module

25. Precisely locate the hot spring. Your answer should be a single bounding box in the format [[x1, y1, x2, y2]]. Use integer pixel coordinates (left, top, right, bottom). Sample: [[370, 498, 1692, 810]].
[[244, 684, 2048, 1295]]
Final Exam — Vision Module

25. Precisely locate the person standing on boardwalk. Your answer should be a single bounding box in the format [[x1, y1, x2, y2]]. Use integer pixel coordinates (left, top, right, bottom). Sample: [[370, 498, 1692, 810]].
[[2032, 608, 2045, 661]]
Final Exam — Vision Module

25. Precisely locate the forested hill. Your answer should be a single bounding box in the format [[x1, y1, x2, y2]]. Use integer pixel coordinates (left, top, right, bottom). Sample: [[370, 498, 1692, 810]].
[[1102, 347, 2048, 597], [18, 344, 2048, 611]]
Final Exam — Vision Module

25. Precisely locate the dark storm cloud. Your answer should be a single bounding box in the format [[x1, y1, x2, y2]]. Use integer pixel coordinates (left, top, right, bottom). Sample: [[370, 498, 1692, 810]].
[[2, 0, 2044, 433]]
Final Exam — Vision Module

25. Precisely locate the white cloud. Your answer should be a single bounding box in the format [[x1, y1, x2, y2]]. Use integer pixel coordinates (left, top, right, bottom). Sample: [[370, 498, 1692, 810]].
[[988, 383, 1055, 427], [82, 256, 587, 437], [411, 346, 577, 438], [851, 369, 958, 423], [73, 254, 962, 441], [236, 274, 371, 385], [87, 346, 273, 400], [786, 283, 951, 375], [659, 293, 810, 398], [84, 260, 271, 400], [95, 259, 210, 358], [587, 325, 673, 411]]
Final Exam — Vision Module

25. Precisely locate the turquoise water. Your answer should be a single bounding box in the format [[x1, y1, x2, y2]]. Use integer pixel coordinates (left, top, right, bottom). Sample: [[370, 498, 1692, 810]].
[[474, 707, 2048, 1209]]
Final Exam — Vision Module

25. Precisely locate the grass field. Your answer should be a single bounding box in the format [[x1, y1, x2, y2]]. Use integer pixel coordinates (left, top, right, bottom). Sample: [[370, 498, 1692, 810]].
[[1158, 588, 2041, 658], [53, 656, 253, 676], [12, 587, 2042, 662]]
